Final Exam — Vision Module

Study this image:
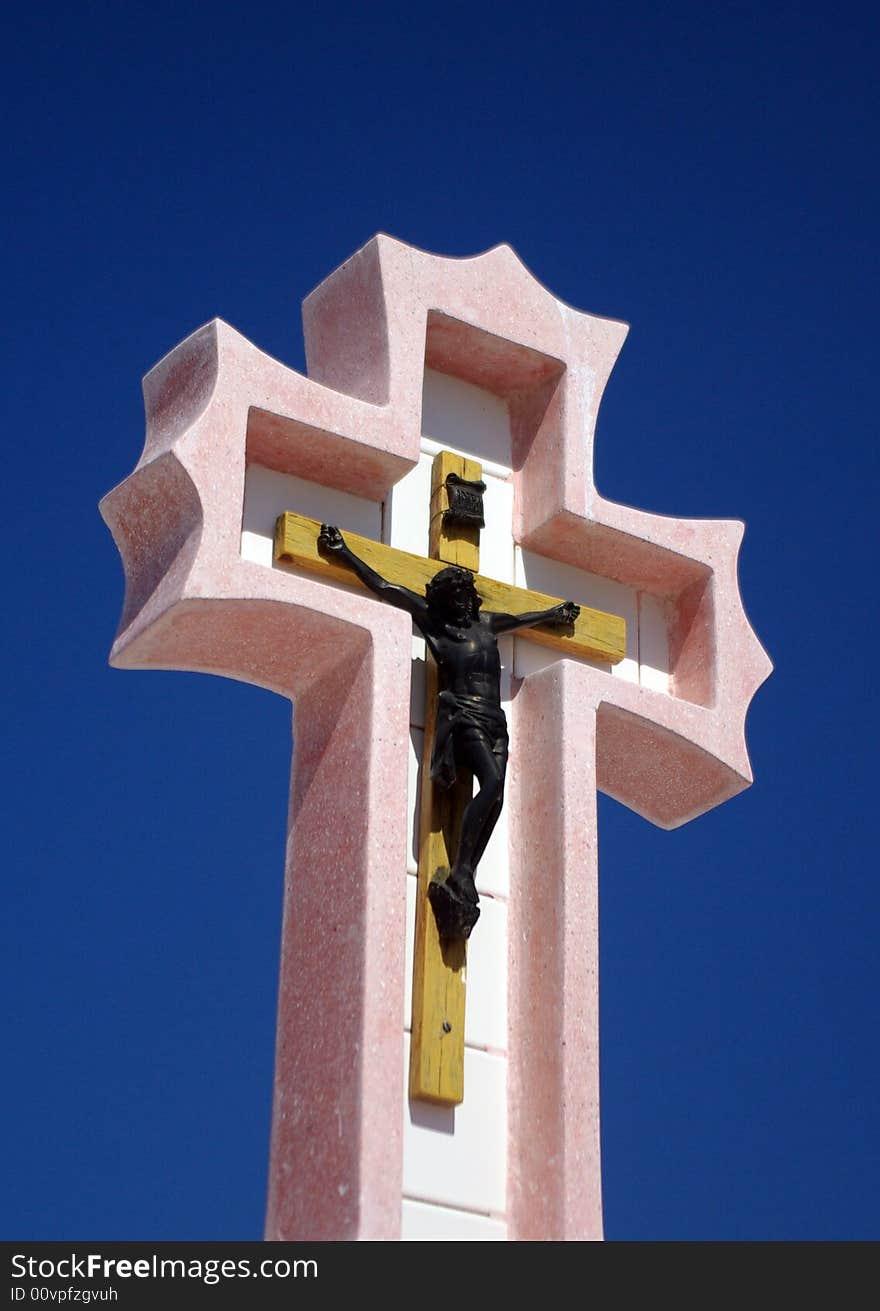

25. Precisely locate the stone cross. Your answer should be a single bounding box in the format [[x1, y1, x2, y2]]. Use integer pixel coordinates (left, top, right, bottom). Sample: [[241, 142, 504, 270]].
[[101, 236, 771, 1242]]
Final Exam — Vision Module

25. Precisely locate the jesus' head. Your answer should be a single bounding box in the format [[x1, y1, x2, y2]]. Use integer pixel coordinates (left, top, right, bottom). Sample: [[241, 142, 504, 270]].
[[425, 566, 482, 624]]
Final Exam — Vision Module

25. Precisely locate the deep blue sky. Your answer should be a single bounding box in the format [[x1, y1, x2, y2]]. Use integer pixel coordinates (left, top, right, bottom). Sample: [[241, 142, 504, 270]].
[[4, 1, 878, 1240]]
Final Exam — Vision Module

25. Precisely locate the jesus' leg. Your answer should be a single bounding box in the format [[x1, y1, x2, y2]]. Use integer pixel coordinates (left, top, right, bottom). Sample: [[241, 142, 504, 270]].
[[429, 734, 506, 939]]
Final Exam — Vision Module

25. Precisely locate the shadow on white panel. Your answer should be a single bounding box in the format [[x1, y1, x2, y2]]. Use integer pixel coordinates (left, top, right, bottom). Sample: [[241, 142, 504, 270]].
[[421, 369, 511, 471], [403, 1036, 506, 1215], [638, 592, 670, 692]]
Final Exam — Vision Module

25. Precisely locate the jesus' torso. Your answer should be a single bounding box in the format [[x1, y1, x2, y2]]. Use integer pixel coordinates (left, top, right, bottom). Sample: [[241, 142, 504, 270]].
[[421, 613, 503, 706]]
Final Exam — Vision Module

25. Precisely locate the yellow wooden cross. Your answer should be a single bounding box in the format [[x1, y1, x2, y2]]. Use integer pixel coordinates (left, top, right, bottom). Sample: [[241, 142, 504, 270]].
[[274, 451, 626, 1106]]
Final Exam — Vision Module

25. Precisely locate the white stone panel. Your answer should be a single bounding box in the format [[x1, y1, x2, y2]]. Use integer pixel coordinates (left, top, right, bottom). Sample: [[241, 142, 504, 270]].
[[479, 473, 515, 584], [513, 546, 639, 685], [385, 450, 432, 557], [402, 1036, 507, 1215], [638, 592, 670, 693], [401, 1199, 507, 1241], [476, 818, 510, 901], [463, 894, 508, 1053], [421, 368, 511, 471], [240, 464, 381, 567]]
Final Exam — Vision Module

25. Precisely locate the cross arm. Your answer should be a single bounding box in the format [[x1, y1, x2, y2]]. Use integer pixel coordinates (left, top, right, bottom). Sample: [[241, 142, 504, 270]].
[[274, 511, 626, 664]]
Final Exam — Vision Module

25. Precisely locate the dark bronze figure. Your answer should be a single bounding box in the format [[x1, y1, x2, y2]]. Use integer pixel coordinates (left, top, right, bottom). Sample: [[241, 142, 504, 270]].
[[317, 524, 580, 941]]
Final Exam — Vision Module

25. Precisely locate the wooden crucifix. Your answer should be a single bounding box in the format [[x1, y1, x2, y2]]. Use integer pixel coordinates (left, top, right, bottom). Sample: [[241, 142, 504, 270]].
[[274, 446, 626, 1104], [101, 235, 771, 1240]]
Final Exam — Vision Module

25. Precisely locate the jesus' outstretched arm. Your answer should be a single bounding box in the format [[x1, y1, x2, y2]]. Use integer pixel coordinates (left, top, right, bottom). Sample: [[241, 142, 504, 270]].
[[317, 524, 428, 622], [488, 600, 580, 634]]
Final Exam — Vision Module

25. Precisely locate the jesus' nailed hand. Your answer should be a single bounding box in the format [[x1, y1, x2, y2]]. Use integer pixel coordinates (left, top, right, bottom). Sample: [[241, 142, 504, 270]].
[[317, 524, 579, 941]]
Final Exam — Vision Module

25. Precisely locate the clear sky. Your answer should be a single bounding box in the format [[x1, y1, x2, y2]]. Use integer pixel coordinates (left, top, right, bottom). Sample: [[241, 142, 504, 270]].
[[4, 0, 877, 1240]]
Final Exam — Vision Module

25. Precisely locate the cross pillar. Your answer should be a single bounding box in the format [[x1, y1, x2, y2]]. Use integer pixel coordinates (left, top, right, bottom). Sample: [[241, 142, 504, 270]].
[[266, 641, 409, 1240], [101, 235, 771, 1241], [508, 663, 601, 1239]]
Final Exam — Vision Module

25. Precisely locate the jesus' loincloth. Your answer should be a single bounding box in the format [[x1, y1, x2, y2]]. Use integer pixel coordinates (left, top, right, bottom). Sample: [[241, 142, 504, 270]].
[[429, 690, 509, 791]]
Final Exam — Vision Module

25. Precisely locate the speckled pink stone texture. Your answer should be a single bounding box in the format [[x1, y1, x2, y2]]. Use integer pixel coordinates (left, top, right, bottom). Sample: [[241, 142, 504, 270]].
[[508, 663, 602, 1239], [101, 236, 771, 1241]]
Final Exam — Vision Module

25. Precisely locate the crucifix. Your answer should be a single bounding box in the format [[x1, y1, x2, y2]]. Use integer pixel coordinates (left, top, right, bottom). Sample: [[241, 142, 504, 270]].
[[101, 235, 771, 1240], [274, 449, 625, 1104]]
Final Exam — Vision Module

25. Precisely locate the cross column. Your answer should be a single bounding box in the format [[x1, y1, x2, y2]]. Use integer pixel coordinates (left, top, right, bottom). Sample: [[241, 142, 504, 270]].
[[508, 663, 601, 1238]]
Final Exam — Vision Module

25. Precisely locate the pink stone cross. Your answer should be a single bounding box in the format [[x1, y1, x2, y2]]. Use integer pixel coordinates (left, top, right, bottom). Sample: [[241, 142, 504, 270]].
[[101, 236, 771, 1241]]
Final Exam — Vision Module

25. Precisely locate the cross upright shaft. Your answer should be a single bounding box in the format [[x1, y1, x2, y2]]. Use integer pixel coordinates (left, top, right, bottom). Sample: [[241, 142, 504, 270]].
[[414, 450, 485, 1106]]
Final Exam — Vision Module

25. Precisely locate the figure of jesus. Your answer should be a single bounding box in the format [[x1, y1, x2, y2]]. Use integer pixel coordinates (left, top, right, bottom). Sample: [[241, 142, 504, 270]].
[[318, 525, 580, 940]]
